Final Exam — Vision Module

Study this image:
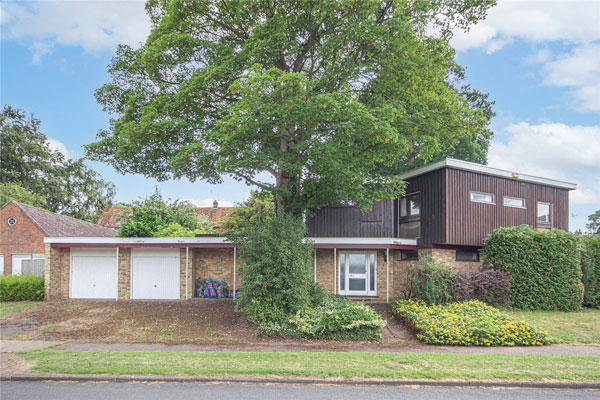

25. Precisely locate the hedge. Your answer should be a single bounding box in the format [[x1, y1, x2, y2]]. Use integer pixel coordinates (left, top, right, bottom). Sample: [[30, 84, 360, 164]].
[[580, 235, 600, 308], [453, 270, 511, 308], [0, 274, 45, 301], [481, 225, 583, 311]]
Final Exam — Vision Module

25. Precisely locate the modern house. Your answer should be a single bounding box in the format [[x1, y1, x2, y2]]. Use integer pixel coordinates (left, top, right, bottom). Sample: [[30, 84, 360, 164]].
[[0, 201, 116, 276], [42, 158, 576, 302]]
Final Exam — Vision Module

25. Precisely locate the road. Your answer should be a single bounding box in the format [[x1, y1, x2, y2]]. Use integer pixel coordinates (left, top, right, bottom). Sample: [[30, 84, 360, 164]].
[[1, 381, 598, 400]]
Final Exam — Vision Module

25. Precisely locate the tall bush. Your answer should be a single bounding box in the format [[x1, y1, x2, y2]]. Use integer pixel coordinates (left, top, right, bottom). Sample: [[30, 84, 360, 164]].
[[404, 257, 456, 304], [580, 235, 600, 308], [481, 225, 583, 311], [0, 275, 45, 301]]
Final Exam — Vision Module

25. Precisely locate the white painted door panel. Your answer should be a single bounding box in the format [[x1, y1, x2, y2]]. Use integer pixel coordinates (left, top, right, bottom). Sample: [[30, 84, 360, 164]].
[[71, 255, 118, 299], [131, 249, 180, 300]]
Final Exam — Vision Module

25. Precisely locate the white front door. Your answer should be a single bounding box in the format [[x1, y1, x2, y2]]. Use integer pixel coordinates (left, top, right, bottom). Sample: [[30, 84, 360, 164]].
[[70, 248, 118, 299], [131, 248, 180, 300], [338, 251, 377, 296]]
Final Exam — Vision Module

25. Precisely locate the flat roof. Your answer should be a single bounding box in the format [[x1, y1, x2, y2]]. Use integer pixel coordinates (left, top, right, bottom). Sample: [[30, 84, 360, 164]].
[[398, 158, 577, 190]]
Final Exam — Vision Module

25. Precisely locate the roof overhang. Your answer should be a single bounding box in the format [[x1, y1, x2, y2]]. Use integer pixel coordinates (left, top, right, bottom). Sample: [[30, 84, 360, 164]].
[[398, 158, 577, 190]]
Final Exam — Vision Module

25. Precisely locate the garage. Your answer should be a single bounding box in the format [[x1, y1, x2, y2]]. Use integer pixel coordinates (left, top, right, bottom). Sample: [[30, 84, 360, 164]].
[[131, 248, 180, 300], [70, 248, 118, 299]]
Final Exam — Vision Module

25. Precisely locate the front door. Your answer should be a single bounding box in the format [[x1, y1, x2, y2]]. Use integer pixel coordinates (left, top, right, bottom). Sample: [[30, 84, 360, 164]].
[[338, 251, 377, 296]]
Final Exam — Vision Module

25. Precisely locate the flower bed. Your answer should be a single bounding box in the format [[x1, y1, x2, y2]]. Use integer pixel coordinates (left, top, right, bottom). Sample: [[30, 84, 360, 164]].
[[394, 299, 552, 346]]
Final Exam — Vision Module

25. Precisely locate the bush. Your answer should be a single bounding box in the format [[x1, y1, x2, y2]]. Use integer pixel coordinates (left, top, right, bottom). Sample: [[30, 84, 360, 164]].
[[481, 225, 583, 311], [404, 257, 456, 304], [0, 274, 45, 301], [394, 299, 552, 346], [580, 235, 600, 308], [288, 295, 387, 341], [453, 270, 511, 308]]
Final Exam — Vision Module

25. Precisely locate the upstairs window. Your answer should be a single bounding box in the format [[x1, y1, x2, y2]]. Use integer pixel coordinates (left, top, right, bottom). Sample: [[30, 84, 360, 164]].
[[399, 193, 421, 239], [400, 194, 421, 217], [470, 191, 495, 205], [503, 196, 526, 209], [537, 202, 552, 227]]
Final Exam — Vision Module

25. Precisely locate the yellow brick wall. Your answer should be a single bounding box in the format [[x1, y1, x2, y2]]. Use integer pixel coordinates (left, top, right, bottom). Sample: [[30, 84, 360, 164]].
[[192, 248, 238, 297], [44, 244, 70, 300], [117, 248, 131, 300]]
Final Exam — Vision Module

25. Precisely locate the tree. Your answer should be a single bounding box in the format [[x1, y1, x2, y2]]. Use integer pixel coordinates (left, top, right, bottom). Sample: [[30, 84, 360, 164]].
[[1, 105, 116, 221], [117, 191, 214, 237], [87, 0, 496, 216], [221, 190, 275, 236], [0, 183, 46, 208], [588, 210, 600, 235]]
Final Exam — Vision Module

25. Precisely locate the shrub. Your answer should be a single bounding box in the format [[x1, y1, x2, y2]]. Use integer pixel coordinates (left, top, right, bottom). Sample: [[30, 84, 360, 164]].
[[0, 274, 45, 301], [453, 270, 511, 308], [288, 295, 387, 341], [404, 257, 456, 304], [481, 225, 583, 311], [580, 235, 600, 308], [394, 299, 552, 346]]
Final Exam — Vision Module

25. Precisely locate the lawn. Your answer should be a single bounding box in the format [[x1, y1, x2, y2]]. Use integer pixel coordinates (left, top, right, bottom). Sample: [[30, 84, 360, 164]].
[[507, 309, 600, 344], [22, 350, 600, 382], [0, 302, 35, 319]]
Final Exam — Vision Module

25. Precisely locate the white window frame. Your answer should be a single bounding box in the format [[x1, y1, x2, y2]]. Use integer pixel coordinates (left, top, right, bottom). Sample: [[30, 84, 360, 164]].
[[503, 196, 526, 209], [11, 254, 45, 276], [537, 201, 553, 227], [470, 191, 495, 205], [338, 251, 377, 297]]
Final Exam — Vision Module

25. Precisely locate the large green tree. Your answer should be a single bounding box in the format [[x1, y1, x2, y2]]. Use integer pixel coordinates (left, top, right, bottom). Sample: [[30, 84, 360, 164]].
[[0, 183, 46, 208], [1, 105, 116, 221], [87, 0, 496, 216]]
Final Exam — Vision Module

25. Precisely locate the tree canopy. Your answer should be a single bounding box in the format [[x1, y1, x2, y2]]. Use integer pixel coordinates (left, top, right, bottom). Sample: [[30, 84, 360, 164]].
[[588, 210, 600, 235], [87, 0, 496, 216], [0, 183, 46, 209], [1, 105, 116, 221], [221, 190, 275, 236]]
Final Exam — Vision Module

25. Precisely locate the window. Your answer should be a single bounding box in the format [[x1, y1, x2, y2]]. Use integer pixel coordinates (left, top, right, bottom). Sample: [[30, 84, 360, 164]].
[[456, 250, 479, 262], [537, 202, 552, 227], [503, 196, 526, 209], [470, 191, 495, 204], [400, 194, 420, 217], [399, 193, 421, 239], [399, 221, 421, 239], [6, 217, 16, 226], [401, 250, 419, 261]]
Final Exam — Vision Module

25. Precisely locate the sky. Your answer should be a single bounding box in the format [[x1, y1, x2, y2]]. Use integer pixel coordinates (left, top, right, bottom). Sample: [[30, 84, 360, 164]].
[[1, 0, 599, 231]]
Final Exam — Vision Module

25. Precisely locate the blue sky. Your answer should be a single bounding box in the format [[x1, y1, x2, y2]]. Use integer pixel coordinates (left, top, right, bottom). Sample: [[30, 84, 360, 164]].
[[1, 0, 599, 231]]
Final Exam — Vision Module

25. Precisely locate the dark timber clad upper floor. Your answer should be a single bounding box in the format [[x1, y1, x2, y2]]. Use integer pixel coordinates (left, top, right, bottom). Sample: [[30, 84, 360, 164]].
[[305, 158, 577, 246]]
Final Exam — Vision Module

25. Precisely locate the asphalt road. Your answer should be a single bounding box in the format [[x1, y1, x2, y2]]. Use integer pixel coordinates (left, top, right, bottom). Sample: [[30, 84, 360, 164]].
[[1, 381, 598, 400]]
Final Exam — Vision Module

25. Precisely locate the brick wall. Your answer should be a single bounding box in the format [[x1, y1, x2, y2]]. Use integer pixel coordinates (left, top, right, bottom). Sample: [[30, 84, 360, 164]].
[[426, 248, 482, 272], [44, 244, 70, 300], [191, 248, 238, 297], [117, 248, 131, 300], [1, 203, 46, 274]]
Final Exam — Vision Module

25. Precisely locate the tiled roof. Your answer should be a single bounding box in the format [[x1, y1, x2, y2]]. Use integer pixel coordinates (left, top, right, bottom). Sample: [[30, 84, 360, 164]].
[[9, 201, 117, 237]]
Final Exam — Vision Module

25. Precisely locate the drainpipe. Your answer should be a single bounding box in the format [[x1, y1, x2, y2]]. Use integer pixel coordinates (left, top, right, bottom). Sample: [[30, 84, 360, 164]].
[[185, 247, 189, 300], [313, 248, 317, 284], [386, 247, 390, 303], [115, 247, 119, 301], [233, 247, 237, 299], [333, 248, 337, 295]]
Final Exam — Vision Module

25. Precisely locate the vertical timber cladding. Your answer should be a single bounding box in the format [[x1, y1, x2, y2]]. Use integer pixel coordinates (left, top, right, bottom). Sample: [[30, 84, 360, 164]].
[[306, 199, 395, 237], [446, 168, 570, 246]]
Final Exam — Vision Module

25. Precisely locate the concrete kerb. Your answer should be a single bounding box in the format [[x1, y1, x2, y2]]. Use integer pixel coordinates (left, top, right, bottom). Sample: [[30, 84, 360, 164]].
[[1, 374, 599, 390]]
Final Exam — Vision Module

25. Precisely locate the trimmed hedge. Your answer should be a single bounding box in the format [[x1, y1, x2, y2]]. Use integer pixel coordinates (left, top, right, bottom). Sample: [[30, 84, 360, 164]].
[[0, 274, 45, 301], [394, 299, 552, 346], [481, 225, 583, 311], [453, 270, 511, 308], [580, 235, 600, 308]]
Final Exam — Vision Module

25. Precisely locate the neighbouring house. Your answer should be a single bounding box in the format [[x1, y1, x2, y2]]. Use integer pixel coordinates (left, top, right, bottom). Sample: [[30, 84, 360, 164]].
[[0, 201, 116, 276], [43, 158, 576, 302], [97, 200, 234, 232]]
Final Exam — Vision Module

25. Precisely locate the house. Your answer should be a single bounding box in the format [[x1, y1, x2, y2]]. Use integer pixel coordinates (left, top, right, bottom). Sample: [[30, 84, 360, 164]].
[[97, 200, 234, 232], [0, 201, 116, 276], [42, 158, 576, 302]]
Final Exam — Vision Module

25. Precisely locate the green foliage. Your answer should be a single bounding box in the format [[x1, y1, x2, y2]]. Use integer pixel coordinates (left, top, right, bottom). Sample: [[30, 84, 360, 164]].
[[0, 275, 45, 301], [288, 295, 386, 341], [587, 210, 600, 235], [394, 299, 552, 346], [1, 105, 115, 222], [234, 214, 314, 329], [118, 191, 213, 237], [87, 0, 496, 215], [580, 235, 600, 308], [404, 257, 456, 304], [0, 183, 46, 208], [481, 225, 584, 311], [221, 190, 275, 236]]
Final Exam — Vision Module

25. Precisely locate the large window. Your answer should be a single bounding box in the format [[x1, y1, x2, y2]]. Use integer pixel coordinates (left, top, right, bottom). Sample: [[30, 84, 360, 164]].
[[399, 193, 421, 239], [537, 202, 552, 227], [470, 191, 495, 204]]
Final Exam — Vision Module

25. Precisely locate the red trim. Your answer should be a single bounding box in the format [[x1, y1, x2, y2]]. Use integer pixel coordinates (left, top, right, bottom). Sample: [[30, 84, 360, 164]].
[[417, 244, 482, 250], [52, 243, 239, 248], [312, 244, 417, 250]]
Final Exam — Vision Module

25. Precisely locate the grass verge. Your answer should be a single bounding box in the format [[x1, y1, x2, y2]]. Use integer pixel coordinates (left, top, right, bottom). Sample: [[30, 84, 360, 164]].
[[0, 302, 34, 319], [507, 309, 600, 344], [21, 350, 600, 382]]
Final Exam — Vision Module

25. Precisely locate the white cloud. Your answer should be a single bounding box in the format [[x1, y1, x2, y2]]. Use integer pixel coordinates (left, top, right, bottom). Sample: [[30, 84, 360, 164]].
[[184, 198, 235, 208], [46, 138, 71, 158], [451, 0, 600, 53], [488, 122, 600, 206], [1, 0, 150, 63]]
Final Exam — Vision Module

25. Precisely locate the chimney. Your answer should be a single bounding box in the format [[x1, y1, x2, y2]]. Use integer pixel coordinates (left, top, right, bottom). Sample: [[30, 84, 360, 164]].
[[213, 200, 218, 208]]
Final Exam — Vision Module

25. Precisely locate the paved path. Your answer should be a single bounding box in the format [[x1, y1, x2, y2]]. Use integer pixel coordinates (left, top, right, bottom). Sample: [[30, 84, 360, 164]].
[[0, 340, 63, 353], [1, 381, 598, 400]]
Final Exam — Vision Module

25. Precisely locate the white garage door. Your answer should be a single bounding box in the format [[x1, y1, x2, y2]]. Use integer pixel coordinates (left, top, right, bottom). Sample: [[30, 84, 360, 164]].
[[131, 248, 180, 300], [70, 248, 118, 299]]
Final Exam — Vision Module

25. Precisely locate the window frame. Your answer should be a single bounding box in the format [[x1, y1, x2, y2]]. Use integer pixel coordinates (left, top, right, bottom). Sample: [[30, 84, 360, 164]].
[[469, 191, 495, 205], [401, 250, 419, 261], [456, 249, 480, 262], [503, 196, 526, 209], [537, 201, 553, 227]]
